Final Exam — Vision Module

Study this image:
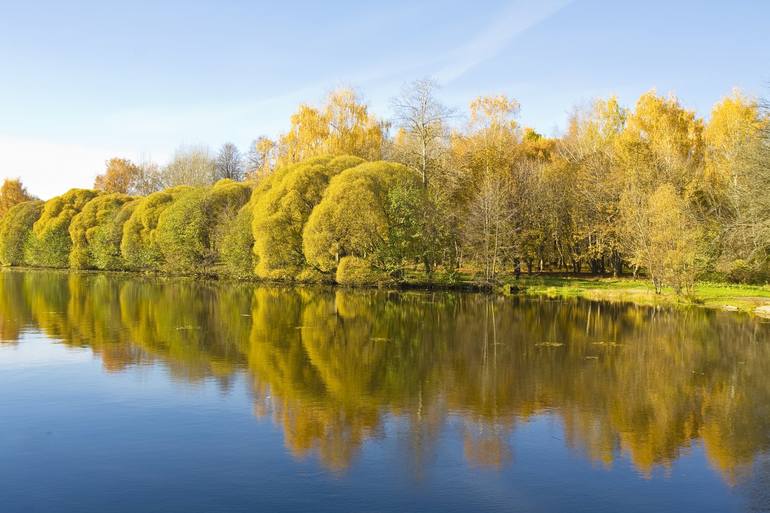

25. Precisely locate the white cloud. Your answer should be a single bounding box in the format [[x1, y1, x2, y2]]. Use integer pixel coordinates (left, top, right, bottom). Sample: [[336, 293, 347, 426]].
[[0, 135, 130, 199]]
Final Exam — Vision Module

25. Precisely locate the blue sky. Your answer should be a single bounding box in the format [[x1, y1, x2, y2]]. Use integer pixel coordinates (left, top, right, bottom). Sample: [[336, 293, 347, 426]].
[[1, 0, 768, 198]]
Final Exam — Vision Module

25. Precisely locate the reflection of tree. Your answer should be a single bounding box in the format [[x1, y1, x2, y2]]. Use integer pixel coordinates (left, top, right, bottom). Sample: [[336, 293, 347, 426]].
[[1, 269, 769, 482]]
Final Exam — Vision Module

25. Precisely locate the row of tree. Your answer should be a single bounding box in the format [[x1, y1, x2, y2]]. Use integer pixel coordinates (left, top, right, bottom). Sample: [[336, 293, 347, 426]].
[[0, 82, 768, 289]]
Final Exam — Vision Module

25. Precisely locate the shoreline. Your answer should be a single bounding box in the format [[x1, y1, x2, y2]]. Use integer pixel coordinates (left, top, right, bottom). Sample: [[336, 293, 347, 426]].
[[4, 266, 770, 318]]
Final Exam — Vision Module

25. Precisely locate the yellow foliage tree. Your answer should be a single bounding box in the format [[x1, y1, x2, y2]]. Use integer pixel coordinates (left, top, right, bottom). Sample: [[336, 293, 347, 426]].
[[0, 178, 34, 217]]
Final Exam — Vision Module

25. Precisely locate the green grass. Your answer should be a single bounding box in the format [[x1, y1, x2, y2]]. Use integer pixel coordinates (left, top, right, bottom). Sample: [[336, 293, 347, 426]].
[[504, 275, 770, 315]]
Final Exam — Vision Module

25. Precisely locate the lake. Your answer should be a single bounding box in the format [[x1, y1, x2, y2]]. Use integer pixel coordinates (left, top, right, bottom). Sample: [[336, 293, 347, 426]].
[[0, 270, 769, 512]]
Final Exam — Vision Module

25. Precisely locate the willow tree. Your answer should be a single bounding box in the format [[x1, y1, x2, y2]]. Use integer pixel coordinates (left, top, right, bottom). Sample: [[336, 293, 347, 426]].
[[121, 186, 191, 270], [25, 189, 101, 268], [303, 160, 423, 282], [0, 200, 43, 266], [155, 179, 252, 274], [220, 195, 258, 280], [89, 199, 140, 271], [69, 193, 135, 269], [251, 155, 364, 279]]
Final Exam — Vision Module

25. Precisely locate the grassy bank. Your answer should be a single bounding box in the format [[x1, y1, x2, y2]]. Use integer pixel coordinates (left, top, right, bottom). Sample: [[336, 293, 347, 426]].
[[500, 275, 770, 316]]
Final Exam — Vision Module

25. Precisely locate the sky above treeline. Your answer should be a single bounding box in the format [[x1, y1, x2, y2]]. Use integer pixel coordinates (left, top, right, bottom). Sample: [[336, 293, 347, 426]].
[[1, 0, 768, 199]]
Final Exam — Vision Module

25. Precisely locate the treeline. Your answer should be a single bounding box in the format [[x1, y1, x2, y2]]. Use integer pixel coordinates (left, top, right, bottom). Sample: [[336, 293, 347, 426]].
[[1, 82, 769, 290]]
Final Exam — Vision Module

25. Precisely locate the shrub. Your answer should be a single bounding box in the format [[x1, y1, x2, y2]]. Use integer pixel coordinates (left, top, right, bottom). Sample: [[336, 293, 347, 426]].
[[220, 203, 255, 279], [335, 256, 390, 286], [121, 186, 191, 270], [156, 180, 252, 274], [251, 155, 363, 279], [303, 161, 419, 276], [69, 193, 134, 269], [90, 199, 140, 270], [26, 189, 100, 268], [0, 200, 44, 266]]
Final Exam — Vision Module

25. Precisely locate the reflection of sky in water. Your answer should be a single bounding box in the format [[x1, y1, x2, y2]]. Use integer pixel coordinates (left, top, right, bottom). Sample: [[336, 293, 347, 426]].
[[0, 333, 91, 368], [0, 270, 769, 512]]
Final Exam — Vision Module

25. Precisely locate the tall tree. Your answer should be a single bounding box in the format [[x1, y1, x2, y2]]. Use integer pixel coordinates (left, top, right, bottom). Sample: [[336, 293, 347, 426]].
[[245, 137, 277, 180], [163, 145, 216, 187], [0, 178, 34, 216], [94, 158, 141, 194], [452, 95, 522, 279], [215, 143, 244, 181], [132, 158, 165, 196], [391, 79, 452, 188], [277, 88, 385, 165]]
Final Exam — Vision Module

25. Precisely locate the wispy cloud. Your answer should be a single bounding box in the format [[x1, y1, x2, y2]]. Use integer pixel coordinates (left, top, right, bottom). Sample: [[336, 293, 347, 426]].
[[435, 0, 573, 84]]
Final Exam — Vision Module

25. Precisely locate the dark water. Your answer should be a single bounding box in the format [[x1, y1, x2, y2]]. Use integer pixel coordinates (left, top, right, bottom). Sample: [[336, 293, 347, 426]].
[[1, 270, 769, 513]]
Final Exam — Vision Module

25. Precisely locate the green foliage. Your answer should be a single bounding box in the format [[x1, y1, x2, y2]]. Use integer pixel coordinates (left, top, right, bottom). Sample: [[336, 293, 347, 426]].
[[69, 193, 134, 269], [251, 155, 364, 279], [303, 161, 419, 276], [25, 189, 101, 268], [156, 179, 252, 274], [335, 256, 390, 286], [0, 200, 43, 266], [89, 199, 140, 270], [121, 186, 191, 270], [220, 203, 255, 279]]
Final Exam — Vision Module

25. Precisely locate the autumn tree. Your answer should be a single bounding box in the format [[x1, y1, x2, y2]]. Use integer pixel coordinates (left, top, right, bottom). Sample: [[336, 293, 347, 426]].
[[620, 184, 703, 293], [245, 136, 277, 180], [277, 88, 385, 165], [163, 145, 216, 187], [94, 158, 141, 194], [0, 178, 34, 217], [618, 91, 704, 195], [132, 158, 166, 195], [302, 161, 423, 278], [561, 97, 627, 275], [452, 95, 522, 280], [699, 91, 770, 280]]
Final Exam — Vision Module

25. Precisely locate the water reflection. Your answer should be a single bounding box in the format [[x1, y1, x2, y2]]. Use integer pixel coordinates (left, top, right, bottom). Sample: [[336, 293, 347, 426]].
[[1, 270, 769, 483]]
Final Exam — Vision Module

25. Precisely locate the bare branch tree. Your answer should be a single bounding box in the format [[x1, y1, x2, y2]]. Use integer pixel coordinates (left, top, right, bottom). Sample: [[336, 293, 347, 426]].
[[390, 78, 453, 188], [215, 142, 244, 181]]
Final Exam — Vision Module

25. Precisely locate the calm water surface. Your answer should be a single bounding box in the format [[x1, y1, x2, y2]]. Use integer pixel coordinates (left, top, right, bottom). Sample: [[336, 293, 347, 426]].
[[1, 270, 769, 512]]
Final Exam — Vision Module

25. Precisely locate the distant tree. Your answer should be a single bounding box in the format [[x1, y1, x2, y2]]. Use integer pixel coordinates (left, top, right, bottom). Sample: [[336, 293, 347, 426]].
[[0, 178, 34, 217], [94, 158, 141, 194], [131, 158, 166, 195], [391, 79, 453, 188], [245, 137, 277, 181], [163, 146, 216, 187], [215, 143, 244, 181]]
